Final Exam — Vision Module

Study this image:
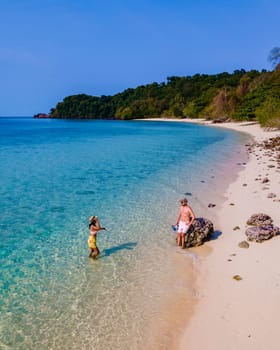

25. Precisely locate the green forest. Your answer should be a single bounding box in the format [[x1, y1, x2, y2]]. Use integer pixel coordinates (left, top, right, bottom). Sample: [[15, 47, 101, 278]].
[[50, 58, 280, 128]]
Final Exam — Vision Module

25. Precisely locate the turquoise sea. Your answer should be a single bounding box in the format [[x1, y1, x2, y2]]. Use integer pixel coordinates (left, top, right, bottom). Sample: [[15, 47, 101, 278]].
[[0, 118, 250, 349]]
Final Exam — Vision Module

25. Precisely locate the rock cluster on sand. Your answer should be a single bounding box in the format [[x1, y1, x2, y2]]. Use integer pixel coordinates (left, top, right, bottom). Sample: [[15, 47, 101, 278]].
[[246, 213, 273, 226], [256, 136, 280, 166], [245, 213, 279, 243], [185, 217, 214, 247]]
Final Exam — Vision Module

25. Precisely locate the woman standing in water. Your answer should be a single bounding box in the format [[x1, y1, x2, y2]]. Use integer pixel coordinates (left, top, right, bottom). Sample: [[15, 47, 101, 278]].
[[88, 216, 106, 259]]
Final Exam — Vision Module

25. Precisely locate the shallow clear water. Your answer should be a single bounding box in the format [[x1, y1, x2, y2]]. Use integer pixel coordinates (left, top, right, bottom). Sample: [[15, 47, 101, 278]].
[[0, 118, 250, 349]]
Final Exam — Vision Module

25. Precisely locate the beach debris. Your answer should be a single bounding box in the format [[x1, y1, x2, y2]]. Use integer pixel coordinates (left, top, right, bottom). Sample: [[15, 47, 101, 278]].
[[233, 275, 242, 281], [267, 192, 277, 198], [242, 183, 247, 186], [246, 213, 273, 226], [230, 203, 235, 206], [208, 203, 216, 208], [233, 226, 240, 230], [261, 177, 270, 183], [184, 217, 214, 248], [245, 225, 279, 243], [227, 259, 232, 262], [238, 241, 250, 249]]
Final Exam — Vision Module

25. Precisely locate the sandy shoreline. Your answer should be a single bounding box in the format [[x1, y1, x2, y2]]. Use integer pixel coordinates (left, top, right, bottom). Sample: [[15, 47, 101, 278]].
[[178, 119, 280, 350], [142, 118, 280, 349]]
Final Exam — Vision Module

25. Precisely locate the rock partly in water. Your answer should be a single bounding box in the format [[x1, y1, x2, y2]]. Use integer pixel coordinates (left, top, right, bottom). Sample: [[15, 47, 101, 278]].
[[185, 217, 214, 248], [33, 113, 50, 118], [246, 213, 273, 226], [245, 225, 279, 243]]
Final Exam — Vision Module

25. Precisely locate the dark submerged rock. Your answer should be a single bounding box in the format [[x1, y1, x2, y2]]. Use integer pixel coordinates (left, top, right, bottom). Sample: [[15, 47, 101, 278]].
[[185, 217, 214, 248]]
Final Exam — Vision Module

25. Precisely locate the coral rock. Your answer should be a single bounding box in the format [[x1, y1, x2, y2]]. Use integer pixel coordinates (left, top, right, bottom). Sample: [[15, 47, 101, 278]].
[[185, 217, 214, 248], [246, 213, 273, 226], [245, 225, 279, 243]]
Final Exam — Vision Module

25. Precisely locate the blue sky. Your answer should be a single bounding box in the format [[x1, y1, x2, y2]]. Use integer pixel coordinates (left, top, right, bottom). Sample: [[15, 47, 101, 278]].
[[0, 0, 279, 116]]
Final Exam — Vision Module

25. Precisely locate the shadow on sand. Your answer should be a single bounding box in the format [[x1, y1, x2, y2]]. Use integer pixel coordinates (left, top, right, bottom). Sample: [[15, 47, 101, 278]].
[[99, 242, 138, 258], [210, 230, 222, 241]]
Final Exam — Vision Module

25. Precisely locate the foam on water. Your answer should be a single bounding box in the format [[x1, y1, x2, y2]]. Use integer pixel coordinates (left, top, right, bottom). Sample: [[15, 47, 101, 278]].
[[0, 118, 250, 349]]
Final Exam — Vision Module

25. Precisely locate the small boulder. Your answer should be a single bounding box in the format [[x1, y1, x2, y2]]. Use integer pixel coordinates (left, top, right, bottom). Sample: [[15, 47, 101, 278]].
[[246, 213, 273, 226], [267, 193, 277, 198], [238, 241, 250, 249], [185, 217, 214, 248], [245, 225, 279, 243], [233, 275, 242, 281]]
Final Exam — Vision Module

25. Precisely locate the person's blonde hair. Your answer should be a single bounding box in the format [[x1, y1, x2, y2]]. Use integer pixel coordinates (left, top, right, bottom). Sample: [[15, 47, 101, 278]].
[[180, 198, 188, 204]]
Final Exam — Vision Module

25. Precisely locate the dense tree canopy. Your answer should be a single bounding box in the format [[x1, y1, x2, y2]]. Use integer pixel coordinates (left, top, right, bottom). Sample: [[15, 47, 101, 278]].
[[50, 67, 280, 128]]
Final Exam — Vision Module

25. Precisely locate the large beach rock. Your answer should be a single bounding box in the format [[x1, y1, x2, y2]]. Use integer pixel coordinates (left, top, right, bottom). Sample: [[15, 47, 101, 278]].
[[246, 213, 273, 226], [245, 225, 279, 243], [185, 217, 214, 247]]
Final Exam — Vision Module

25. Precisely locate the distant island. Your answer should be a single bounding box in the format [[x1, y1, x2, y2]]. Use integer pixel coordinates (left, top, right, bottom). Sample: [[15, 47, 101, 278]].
[[49, 63, 280, 128]]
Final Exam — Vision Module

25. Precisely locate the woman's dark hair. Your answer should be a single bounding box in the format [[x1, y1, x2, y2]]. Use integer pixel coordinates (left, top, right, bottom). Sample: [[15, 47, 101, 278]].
[[88, 219, 96, 228]]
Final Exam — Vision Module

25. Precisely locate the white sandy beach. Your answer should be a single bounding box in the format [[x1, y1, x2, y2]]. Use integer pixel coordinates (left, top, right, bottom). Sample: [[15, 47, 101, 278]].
[[174, 120, 280, 350]]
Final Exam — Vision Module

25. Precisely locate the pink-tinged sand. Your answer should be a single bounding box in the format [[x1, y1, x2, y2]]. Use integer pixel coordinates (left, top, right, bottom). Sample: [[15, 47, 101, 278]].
[[177, 121, 280, 350]]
